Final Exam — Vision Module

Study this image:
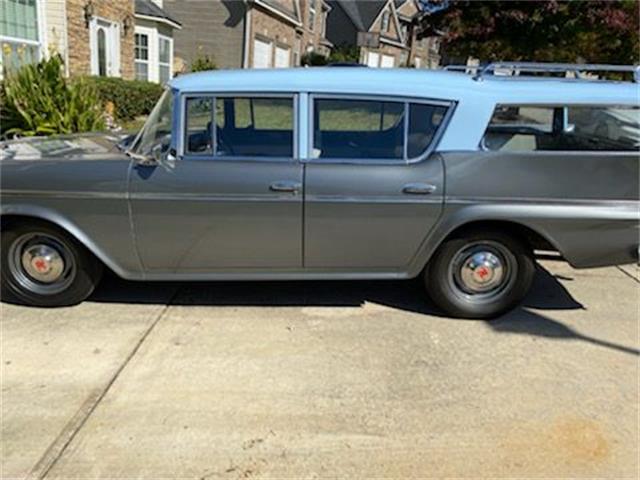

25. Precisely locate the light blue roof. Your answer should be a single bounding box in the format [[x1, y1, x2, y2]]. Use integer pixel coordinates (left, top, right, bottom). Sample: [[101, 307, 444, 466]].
[[170, 67, 639, 104], [170, 68, 640, 151]]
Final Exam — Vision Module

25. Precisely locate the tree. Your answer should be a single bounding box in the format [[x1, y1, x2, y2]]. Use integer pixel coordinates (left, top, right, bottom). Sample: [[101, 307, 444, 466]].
[[420, 0, 639, 65]]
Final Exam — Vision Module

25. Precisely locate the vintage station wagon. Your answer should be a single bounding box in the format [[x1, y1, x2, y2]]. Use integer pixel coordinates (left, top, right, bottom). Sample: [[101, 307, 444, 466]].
[[1, 63, 639, 318]]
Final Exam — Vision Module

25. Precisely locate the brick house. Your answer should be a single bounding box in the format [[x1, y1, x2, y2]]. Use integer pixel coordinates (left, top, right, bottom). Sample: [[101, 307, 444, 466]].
[[0, 0, 180, 83], [163, 0, 333, 72], [326, 0, 439, 68]]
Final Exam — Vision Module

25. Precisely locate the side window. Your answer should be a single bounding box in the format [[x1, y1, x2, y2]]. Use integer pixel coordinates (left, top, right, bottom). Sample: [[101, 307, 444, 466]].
[[313, 99, 405, 159], [408, 103, 448, 158], [216, 97, 294, 157], [185, 97, 213, 155], [566, 106, 640, 151], [483, 105, 640, 152], [312, 98, 448, 160]]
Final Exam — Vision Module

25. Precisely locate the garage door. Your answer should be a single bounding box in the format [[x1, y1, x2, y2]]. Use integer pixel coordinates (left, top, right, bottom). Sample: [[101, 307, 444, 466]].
[[274, 46, 291, 68], [253, 39, 272, 68], [366, 51, 379, 68], [380, 54, 395, 68]]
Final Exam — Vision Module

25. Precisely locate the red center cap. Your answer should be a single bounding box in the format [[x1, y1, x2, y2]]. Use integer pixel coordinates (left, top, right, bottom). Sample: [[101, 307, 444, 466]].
[[477, 266, 490, 280], [34, 258, 48, 272]]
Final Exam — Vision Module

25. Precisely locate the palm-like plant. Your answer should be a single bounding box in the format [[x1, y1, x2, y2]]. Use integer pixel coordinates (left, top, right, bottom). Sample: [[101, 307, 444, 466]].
[[1, 54, 105, 137]]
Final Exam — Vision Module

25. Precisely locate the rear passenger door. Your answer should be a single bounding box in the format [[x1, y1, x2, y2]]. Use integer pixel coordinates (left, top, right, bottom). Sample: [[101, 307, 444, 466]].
[[303, 95, 451, 271]]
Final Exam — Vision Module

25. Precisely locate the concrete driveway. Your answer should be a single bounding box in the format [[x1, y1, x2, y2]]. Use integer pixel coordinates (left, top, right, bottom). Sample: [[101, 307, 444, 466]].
[[2, 260, 638, 479]]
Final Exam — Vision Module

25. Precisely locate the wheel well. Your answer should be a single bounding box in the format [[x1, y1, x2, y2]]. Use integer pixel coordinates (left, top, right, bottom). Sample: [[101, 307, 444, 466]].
[[443, 220, 557, 253], [1, 214, 107, 265], [2, 215, 65, 234]]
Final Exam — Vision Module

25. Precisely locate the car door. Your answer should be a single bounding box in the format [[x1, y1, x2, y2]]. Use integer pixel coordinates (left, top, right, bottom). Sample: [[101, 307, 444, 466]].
[[129, 93, 303, 272], [303, 95, 451, 271]]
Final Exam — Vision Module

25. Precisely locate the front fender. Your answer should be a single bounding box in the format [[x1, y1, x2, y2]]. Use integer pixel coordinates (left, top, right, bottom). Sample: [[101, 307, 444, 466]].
[[0, 203, 143, 280]]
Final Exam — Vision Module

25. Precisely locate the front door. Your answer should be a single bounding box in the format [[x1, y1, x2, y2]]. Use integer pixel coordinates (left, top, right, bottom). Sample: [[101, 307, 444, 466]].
[[304, 96, 450, 271], [129, 93, 303, 273], [90, 18, 119, 77]]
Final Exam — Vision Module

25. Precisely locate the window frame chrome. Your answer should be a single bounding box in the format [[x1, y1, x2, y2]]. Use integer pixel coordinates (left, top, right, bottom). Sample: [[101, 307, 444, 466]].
[[178, 92, 299, 164], [305, 93, 455, 165]]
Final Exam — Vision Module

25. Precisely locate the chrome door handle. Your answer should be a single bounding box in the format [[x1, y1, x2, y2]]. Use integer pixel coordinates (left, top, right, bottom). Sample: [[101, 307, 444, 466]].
[[402, 183, 437, 195], [269, 181, 301, 193]]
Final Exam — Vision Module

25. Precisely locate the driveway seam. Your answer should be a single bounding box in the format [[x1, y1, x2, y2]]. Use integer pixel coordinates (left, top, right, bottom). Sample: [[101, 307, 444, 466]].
[[616, 265, 640, 284], [26, 287, 181, 480]]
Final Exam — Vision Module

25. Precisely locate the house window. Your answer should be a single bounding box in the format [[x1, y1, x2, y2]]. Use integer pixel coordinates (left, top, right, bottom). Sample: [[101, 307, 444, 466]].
[[0, 0, 42, 73], [135, 33, 149, 81], [158, 35, 172, 83], [308, 0, 316, 30], [381, 10, 390, 33]]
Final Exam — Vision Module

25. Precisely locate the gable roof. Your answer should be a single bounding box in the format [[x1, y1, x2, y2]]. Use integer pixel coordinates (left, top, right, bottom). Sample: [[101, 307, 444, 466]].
[[254, 0, 300, 24], [332, 0, 388, 31], [135, 0, 182, 28]]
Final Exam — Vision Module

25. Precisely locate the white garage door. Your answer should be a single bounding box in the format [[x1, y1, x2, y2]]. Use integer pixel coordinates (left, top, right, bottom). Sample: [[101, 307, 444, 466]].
[[381, 54, 395, 68], [253, 39, 272, 68], [274, 46, 291, 68], [366, 51, 379, 68]]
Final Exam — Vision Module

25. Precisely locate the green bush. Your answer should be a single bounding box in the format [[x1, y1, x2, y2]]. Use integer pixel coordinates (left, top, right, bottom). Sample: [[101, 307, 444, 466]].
[[191, 51, 217, 72], [301, 51, 328, 66], [328, 45, 360, 64], [1, 54, 105, 137], [84, 76, 164, 121]]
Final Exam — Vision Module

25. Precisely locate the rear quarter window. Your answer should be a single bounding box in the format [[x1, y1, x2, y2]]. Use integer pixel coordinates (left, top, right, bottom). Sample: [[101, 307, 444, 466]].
[[483, 105, 640, 152]]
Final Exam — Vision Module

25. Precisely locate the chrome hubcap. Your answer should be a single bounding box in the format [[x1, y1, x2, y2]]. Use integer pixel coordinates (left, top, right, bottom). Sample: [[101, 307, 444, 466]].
[[449, 241, 516, 303], [8, 232, 76, 295], [459, 251, 504, 293], [21, 244, 65, 283]]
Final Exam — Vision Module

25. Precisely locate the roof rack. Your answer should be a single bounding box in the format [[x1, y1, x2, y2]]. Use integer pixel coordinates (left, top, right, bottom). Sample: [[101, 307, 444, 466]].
[[444, 62, 640, 83]]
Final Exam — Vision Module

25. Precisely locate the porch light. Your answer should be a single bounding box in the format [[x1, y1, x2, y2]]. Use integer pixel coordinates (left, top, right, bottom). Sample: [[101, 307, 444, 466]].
[[83, 0, 95, 28], [123, 14, 134, 36]]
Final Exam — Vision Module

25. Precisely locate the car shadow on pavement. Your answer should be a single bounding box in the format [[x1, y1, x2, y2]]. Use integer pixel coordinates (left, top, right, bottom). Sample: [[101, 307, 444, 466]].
[[88, 262, 639, 357]]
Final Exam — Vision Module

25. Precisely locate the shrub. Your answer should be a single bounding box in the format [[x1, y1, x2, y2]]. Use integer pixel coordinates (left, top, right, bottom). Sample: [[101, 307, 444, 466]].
[[1, 54, 105, 137], [327, 45, 360, 64], [191, 50, 217, 72], [84, 76, 164, 121], [301, 51, 328, 66]]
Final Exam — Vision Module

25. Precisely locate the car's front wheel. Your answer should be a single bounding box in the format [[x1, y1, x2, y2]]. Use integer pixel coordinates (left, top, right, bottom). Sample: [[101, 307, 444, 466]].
[[424, 229, 535, 319], [1, 222, 103, 307]]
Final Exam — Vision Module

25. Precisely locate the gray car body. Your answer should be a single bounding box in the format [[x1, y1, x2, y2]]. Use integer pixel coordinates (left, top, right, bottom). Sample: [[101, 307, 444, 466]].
[[1, 68, 638, 280]]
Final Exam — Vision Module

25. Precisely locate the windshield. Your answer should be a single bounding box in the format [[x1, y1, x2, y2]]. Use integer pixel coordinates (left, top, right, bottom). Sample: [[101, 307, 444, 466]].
[[133, 88, 174, 156]]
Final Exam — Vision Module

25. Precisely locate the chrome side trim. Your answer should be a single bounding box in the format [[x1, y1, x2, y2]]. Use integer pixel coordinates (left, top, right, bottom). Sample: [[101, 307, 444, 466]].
[[306, 194, 442, 204], [446, 196, 640, 208], [129, 192, 302, 202], [1, 190, 127, 200]]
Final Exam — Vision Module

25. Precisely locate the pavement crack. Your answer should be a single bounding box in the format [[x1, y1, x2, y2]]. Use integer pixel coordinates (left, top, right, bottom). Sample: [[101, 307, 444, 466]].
[[616, 265, 640, 284], [26, 287, 182, 480]]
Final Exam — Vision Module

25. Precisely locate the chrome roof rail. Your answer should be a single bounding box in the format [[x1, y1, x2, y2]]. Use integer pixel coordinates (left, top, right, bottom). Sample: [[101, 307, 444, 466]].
[[444, 62, 640, 83]]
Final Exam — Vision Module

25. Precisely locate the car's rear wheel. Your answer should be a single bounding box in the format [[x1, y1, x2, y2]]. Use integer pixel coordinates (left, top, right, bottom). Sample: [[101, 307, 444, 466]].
[[1, 222, 102, 307], [424, 229, 535, 319]]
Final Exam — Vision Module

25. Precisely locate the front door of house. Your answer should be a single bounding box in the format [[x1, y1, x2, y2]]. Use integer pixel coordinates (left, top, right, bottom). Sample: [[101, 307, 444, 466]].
[[90, 18, 120, 77]]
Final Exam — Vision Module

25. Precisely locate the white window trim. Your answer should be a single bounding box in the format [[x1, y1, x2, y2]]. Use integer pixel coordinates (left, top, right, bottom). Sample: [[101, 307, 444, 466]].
[[308, 0, 316, 31], [134, 25, 174, 83], [0, 0, 46, 76], [158, 33, 173, 83], [252, 37, 273, 68], [134, 30, 150, 81]]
